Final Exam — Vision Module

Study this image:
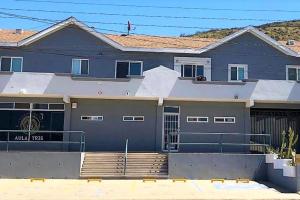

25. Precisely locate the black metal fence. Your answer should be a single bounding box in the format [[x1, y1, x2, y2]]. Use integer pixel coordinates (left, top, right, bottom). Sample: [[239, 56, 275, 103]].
[[251, 109, 300, 152]]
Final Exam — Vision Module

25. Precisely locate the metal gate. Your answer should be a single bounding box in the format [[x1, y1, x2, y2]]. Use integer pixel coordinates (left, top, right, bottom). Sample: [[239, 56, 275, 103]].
[[250, 109, 300, 152], [163, 106, 180, 151]]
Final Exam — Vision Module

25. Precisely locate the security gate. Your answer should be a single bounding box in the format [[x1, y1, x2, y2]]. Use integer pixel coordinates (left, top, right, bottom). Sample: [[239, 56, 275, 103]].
[[162, 106, 180, 151], [251, 109, 300, 152]]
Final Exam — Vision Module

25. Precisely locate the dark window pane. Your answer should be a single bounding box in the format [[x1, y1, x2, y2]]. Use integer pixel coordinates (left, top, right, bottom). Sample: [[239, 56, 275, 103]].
[[0, 103, 14, 109], [32, 103, 48, 110], [164, 106, 179, 113], [196, 65, 204, 76], [81, 60, 89, 75], [231, 67, 238, 80], [187, 117, 197, 122], [1, 57, 11, 71], [183, 65, 193, 77], [288, 68, 297, 80], [134, 116, 144, 121], [123, 116, 133, 121], [116, 62, 129, 78], [49, 104, 64, 110], [15, 103, 30, 109], [181, 65, 184, 77], [129, 62, 141, 75]]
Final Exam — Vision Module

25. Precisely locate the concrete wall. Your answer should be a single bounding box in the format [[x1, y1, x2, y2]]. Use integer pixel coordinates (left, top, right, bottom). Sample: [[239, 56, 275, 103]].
[[0, 152, 81, 178], [1, 25, 299, 80], [168, 153, 267, 180]]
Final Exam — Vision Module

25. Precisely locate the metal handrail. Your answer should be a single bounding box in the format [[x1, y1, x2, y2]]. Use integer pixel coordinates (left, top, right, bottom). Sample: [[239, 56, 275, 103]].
[[168, 132, 271, 153], [123, 138, 128, 175], [0, 130, 85, 152]]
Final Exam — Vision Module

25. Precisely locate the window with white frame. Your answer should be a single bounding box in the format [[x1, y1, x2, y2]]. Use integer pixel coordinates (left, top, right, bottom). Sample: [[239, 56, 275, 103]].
[[181, 65, 204, 78], [81, 116, 103, 121], [123, 116, 144, 121], [228, 64, 248, 81], [0, 57, 23, 72], [187, 116, 208, 123], [214, 117, 235, 123], [115, 61, 143, 78], [174, 57, 211, 80], [286, 65, 300, 81], [72, 59, 89, 75]]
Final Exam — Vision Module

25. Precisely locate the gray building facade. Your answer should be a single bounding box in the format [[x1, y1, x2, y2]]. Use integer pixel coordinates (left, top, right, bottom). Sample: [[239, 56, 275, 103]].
[[0, 17, 299, 152]]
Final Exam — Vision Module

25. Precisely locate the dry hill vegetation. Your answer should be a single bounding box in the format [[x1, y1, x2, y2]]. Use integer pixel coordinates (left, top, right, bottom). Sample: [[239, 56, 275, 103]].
[[183, 20, 300, 41]]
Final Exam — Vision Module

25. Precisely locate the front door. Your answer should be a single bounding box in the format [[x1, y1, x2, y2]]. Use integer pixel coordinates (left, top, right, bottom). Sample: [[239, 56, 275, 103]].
[[162, 106, 180, 151]]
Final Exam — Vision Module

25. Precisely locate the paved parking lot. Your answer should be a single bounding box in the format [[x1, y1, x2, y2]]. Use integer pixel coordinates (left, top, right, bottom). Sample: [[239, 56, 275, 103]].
[[0, 179, 299, 200]]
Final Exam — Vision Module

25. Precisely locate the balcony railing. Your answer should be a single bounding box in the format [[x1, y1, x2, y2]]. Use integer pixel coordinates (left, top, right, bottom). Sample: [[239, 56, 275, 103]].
[[0, 130, 85, 152], [167, 132, 271, 153]]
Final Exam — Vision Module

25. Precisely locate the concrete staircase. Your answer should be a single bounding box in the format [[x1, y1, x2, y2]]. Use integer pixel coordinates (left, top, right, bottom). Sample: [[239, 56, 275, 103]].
[[80, 152, 168, 178]]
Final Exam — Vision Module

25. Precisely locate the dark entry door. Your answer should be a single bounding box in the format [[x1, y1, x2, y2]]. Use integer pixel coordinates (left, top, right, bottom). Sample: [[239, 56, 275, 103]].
[[250, 109, 300, 152]]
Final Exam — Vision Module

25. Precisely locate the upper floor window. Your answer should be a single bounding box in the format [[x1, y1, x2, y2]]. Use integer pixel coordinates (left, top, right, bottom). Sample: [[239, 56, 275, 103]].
[[181, 65, 204, 78], [115, 61, 143, 78], [72, 59, 89, 75], [286, 65, 300, 81], [0, 57, 23, 72], [174, 57, 211, 81], [228, 64, 248, 81]]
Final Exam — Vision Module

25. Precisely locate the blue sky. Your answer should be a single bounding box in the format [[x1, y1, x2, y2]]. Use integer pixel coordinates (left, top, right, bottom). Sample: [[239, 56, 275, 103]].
[[1, 0, 300, 36]]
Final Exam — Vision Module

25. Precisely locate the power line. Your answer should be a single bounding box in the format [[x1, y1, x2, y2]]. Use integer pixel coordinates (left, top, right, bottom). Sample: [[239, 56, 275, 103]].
[[14, 0, 300, 13], [0, 7, 287, 22], [1, 11, 300, 53]]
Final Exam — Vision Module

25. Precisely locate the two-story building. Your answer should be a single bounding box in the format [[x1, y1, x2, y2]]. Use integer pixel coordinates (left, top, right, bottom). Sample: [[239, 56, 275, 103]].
[[0, 17, 299, 152]]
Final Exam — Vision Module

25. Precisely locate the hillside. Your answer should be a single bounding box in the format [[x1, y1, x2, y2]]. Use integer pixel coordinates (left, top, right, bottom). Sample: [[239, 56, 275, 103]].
[[185, 20, 300, 41]]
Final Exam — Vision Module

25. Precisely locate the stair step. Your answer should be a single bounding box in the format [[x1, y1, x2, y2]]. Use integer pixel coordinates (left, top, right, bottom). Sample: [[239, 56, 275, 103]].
[[81, 153, 168, 178]]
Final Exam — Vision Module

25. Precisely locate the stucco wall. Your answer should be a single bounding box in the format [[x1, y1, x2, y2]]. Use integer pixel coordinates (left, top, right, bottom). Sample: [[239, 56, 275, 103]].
[[164, 101, 250, 152], [70, 99, 159, 152], [0, 152, 81, 178], [168, 153, 267, 180]]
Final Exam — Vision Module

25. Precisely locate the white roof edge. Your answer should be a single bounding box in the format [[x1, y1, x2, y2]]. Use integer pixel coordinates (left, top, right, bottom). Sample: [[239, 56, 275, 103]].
[[198, 26, 299, 57], [15, 17, 201, 53], [1, 19, 299, 56]]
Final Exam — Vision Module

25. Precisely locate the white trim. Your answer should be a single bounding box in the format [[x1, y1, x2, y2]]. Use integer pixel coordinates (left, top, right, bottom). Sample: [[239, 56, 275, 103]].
[[0, 18, 295, 56], [198, 26, 299, 57], [115, 60, 143, 78], [214, 117, 236, 124], [81, 115, 103, 121], [286, 65, 300, 81], [174, 57, 211, 80], [187, 116, 208, 123], [72, 58, 89, 75], [0, 56, 23, 72], [228, 64, 248, 81], [122, 116, 144, 122]]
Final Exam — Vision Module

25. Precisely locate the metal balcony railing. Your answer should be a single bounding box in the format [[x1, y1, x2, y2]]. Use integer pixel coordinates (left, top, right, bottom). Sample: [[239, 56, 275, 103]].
[[0, 130, 85, 152], [167, 132, 271, 153]]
